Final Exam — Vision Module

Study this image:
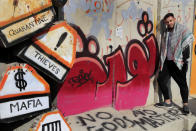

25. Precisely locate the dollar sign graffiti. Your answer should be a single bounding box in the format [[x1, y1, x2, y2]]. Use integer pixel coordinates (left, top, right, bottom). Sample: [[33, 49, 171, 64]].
[[14, 69, 27, 91]]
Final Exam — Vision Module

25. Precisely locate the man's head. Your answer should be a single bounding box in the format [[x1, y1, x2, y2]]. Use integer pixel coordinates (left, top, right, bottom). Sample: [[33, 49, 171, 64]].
[[163, 13, 176, 30]]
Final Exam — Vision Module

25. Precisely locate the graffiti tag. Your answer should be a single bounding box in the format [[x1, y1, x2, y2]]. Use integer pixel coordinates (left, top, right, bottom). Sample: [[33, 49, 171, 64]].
[[75, 108, 183, 131], [68, 70, 94, 88]]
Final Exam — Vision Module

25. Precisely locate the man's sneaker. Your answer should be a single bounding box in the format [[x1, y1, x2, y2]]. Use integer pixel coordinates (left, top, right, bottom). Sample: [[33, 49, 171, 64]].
[[155, 102, 173, 108], [182, 105, 189, 114]]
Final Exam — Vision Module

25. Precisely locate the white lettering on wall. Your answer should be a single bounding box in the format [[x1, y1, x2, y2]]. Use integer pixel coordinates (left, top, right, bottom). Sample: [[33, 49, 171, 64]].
[[0, 96, 49, 119], [2, 10, 54, 43], [24, 45, 67, 80]]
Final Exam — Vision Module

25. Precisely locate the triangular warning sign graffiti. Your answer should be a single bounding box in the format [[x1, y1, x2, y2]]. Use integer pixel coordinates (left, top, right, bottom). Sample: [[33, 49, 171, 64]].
[[33, 21, 77, 68], [0, 64, 50, 99], [36, 111, 71, 131], [0, 64, 50, 122]]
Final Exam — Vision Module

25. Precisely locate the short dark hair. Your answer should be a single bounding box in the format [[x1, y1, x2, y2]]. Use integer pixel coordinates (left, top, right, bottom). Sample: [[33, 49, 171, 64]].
[[163, 13, 174, 20]]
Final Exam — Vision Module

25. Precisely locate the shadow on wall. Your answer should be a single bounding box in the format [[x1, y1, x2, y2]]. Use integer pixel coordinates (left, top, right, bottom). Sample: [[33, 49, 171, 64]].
[[192, 123, 196, 131]]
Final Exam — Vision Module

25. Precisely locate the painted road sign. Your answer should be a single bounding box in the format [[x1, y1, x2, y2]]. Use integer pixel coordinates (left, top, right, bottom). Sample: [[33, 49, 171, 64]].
[[0, 64, 50, 123], [18, 21, 77, 83], [35, 111, 71, 131], [0, 0, 55, 48], [33, 21, 77, 68]]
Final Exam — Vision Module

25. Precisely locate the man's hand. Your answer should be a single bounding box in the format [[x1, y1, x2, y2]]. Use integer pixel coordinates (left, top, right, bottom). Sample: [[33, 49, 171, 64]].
[[181, 45, 190, 75], [182, 62, 188, 75], [182, 45, 190, 62]]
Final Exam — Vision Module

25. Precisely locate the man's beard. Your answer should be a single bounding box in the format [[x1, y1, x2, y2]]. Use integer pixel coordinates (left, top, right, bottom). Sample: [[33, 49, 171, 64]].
[[167, 26, 174, 32], [167, 23, 175, 32]]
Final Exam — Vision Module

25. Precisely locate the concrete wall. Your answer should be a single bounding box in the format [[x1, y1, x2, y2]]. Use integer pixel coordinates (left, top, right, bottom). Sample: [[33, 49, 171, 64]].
[[0, 0, 195, 129], [57, 0, 159, 116], [158, 0, 195, 101], [56, 0, 195, 116]]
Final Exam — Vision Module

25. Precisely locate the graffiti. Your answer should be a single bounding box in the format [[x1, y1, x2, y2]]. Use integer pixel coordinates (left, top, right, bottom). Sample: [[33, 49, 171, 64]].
[[75, 108, 183, 131], [84, 0, 113, 13], [137, 11, 153, 37], [62, 0, 78, 23], [42, 120, 61, 131], [109, 45, 113, 53], [87, 0, 114, 40], [8, 14, 49, 37], [114, 34, 158, 110], [63, 0, 114, 40], [176, 9, 182, 23], [18, 21, 76, 82], [35, 111, 71, 131], [54, 32, 68, 51], [0, 0, 55, 48], [13, 0, 19, 17], [57, 11, 158, 116], [174, 8, 192, 23], [116, 1, 153, 27], [33, 49, 61, 74], [185, 8, 191, 22], [162, 0, 192, 9], [57, 26, 108, 115], [162, 0, 193, 25], [10, 98, 43, 113], [0, 64, 50, 121], [122, 1, 143, 21], [171, 0, 192, 7], [14, 69, 27, 92], [0, 96, 49, 120], [33, 21, 77, 68], [68, 70, 94, 88]]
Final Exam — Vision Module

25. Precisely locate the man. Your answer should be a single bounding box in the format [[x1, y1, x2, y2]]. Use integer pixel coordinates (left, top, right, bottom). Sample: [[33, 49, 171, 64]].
[[157, 13, 194, 114]]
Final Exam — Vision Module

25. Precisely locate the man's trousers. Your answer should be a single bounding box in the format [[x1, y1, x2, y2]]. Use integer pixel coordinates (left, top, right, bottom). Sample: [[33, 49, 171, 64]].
[[157, 59, 189, 103]]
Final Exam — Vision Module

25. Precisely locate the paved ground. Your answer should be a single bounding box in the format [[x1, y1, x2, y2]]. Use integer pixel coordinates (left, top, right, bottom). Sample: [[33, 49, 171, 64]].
[[64, 101, 196, 131], [12, 98, 196, 131], [189, 97, 196, 116]]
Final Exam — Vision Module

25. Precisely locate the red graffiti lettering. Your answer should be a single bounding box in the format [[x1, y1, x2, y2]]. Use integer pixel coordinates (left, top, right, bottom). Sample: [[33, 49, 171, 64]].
[[57, 57, 107, 116], [57, 12, 158, 116], [95, 47, 127, 107], [115, 34, 158, 110]]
